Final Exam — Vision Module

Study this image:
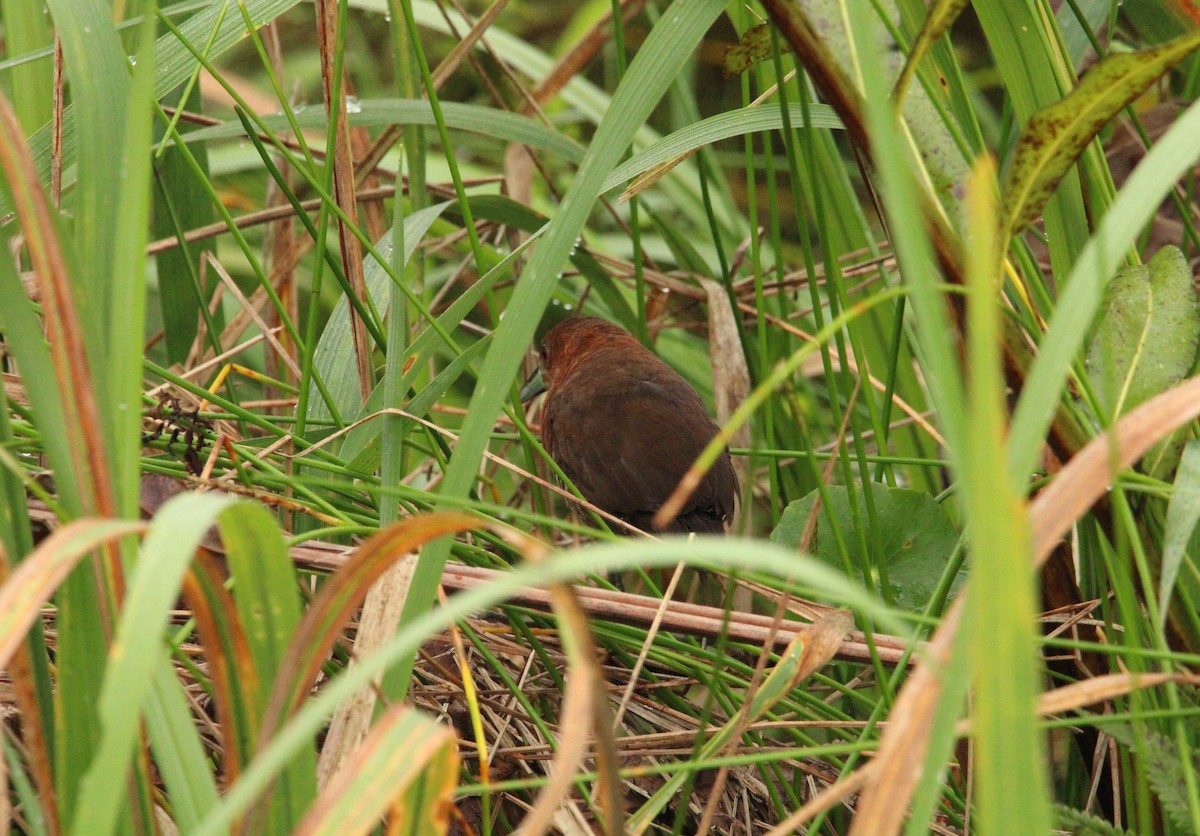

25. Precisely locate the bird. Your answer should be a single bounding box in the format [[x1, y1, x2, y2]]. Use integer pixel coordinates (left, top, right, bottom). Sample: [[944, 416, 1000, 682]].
[[520, 316, 738, 535]]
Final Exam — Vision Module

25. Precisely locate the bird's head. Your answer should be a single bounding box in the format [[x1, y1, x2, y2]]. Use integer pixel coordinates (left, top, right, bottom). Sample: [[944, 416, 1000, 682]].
[[520, 316, 635, 401]]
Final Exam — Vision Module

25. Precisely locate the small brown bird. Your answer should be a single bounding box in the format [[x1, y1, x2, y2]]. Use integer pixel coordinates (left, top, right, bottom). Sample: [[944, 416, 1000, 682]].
[[521, 316, 738, 534]]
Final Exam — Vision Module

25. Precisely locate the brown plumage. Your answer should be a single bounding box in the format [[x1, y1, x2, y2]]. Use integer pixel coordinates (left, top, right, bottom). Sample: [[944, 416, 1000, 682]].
[[523, 316, 738, 534]]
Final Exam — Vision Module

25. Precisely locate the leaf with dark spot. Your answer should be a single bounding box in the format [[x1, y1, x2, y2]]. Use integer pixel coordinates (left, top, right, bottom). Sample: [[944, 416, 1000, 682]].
[[1000, 29, 1200, 235], [723, 24, 786, 78]]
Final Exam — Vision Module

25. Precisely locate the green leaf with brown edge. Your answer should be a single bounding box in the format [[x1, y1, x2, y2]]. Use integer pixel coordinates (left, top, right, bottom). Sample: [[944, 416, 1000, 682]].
[[2, 72, 129, 834], [180, 551, 263, 786], [1000, 29, 1200, 236], [0, 93, 112, 518], [219, 501, 316, 830], [1085, 246, 1200, 420], [295, 703, 458, 836], [72, 492, 237, 836], [0, 519, 145, 672]]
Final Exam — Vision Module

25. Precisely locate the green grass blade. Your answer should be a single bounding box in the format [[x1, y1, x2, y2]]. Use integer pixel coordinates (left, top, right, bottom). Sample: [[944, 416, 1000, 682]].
[[2, 0, 306, 213], [144, 659, 223, 832], [961, 157, 1051, 834], [599, 102, 842, 193], [219, 501, 316, 828], [182, 98, 586, 166], [108, 1, 159, 519], [71, 493, 236, 836]]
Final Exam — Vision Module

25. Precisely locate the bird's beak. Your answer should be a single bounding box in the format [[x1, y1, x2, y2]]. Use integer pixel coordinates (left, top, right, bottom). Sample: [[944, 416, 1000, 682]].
[[519, 368, 547, 402]]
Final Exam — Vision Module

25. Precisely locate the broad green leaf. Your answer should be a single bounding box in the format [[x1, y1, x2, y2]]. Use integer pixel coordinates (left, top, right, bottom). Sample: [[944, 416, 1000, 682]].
[[772, 483, 964, 610], [1085, 246, 1200, 419], [1000, 29, 1200, 236]]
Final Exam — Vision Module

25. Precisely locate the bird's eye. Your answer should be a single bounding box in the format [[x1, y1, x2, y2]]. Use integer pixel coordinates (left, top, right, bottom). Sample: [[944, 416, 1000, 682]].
[[539, 345, 549, 365]]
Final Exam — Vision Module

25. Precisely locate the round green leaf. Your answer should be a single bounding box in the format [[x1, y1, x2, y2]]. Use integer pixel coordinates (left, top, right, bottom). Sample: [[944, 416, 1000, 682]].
[[771, 483, 963, 610]]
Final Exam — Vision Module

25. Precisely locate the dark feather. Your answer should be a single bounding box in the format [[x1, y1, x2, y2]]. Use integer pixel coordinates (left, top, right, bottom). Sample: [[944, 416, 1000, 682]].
[[536, 317, 738, 535]]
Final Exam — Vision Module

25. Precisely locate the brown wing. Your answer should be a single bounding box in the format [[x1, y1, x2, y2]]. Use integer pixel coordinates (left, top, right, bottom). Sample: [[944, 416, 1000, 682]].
[[544, 374, 737, 533]]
